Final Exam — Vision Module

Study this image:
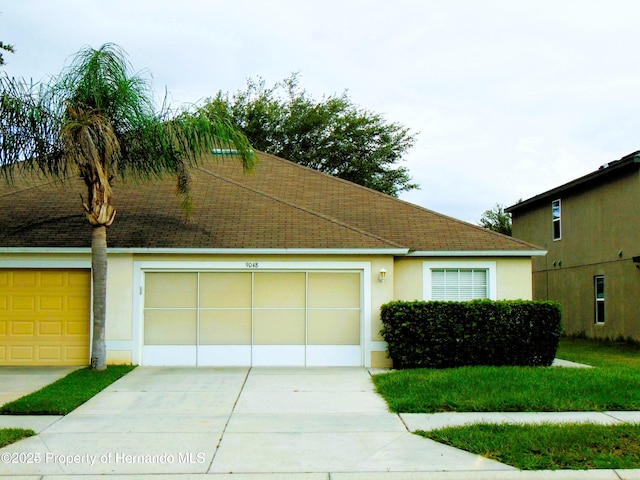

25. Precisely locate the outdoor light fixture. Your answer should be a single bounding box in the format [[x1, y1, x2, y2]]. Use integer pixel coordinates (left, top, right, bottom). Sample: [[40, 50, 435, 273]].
[[379, 268, 387, 283]]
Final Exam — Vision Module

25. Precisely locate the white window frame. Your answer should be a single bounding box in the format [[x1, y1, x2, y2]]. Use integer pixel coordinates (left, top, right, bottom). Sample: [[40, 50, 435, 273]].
[[423, 260, 497, 301], [594, 275, 605, 324], [552, 199, 562, 241]]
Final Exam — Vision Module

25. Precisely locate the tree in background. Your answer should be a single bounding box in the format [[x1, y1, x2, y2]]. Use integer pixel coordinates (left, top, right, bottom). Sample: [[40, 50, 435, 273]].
[[0, 41, 14, 66], [479, 203, 512, 236], [203, 74, 418, 197], [0, 43, 253, 369]]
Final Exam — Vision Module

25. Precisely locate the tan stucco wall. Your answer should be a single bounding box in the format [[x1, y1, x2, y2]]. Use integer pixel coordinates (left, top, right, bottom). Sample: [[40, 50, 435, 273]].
[[393, 257, 534, 301], [393, 257, 423, 300], [0, 252, 534, 367], [512, 170, 640, 339], [496, 258, 533, 300], [106, 254, 134, 341]]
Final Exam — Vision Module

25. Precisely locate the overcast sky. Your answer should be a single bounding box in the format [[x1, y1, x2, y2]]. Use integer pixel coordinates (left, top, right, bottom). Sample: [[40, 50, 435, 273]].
[[2, 0, 639, 224]]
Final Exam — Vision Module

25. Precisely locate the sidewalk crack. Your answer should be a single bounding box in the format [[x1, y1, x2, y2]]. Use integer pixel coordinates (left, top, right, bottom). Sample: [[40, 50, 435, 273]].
[[207, 367, 250, 471]]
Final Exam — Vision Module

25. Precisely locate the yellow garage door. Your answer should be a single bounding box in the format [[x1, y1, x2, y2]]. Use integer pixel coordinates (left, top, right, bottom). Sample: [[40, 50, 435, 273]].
[[0, 269, 90, 366]]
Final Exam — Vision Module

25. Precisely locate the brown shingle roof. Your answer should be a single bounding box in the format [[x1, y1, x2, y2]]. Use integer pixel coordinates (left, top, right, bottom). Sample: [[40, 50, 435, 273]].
[[0, 152, 541, 252]]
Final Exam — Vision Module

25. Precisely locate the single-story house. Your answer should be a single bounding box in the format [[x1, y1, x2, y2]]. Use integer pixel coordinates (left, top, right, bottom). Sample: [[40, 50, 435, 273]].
[[0, 152, 545, 367]]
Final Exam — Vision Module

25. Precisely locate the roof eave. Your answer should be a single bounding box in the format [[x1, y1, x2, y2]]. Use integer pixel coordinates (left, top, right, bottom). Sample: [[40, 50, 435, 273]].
[[506, 152, 640, 214], [0, 247, 410, 255], [405, 249, 547, 257]]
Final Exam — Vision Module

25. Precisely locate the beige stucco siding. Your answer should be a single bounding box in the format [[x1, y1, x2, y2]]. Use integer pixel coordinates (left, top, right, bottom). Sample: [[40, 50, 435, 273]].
[[0, 252, 534, 367], [394, 257, 534, 301], [496, 258, 533, 300], [105, 254, 134, 341], [393, 257, 423, 301], [511, 169, 640, 340]]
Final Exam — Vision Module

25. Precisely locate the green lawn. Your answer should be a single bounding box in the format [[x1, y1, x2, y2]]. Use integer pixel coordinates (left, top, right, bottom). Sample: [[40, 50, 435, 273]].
[[0, 365, 135, 415], [372, 337, 640, 413], [375, 336, 640, 470], [373, 364, 640, 413], [557, 336, 640, 368], [0, 428, 36, 448], [420, 423, 640, 470]]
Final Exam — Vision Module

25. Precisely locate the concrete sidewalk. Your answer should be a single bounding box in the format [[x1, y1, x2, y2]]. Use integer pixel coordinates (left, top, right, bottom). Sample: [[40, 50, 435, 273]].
[[1, 367, 640, 479]]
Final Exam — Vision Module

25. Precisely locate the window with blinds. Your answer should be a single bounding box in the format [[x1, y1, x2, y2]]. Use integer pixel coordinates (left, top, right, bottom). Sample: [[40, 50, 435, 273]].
[[431, 268, 489, 301]]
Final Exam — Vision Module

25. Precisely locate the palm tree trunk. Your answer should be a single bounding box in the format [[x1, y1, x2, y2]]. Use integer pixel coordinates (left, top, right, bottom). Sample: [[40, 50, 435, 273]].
[[90, 225, 107, 370]]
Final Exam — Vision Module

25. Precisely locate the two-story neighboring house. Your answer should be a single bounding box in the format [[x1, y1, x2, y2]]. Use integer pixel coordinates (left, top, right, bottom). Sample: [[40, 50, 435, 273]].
[[506, 151, 640, 340]]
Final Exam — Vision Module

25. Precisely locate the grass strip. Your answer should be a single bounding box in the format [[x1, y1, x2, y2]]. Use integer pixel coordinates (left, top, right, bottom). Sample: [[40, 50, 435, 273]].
[[557, 337, 640, 368], [0, 428, 36, 448], [372, 365, 640, 413], [0, 365, 135, 415], [420, 423, 640, 470]]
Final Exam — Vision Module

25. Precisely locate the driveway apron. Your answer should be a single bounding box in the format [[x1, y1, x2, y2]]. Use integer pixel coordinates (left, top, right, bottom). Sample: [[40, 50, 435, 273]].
[[0, 367, 514, 475]]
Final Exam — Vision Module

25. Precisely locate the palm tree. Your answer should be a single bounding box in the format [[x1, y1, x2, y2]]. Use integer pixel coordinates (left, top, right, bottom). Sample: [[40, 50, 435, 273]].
[[0, 43, 254, 370]]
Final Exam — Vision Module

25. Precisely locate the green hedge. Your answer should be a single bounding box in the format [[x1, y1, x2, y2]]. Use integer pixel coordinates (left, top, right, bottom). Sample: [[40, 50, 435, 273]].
[[380, 300, 562, 369]]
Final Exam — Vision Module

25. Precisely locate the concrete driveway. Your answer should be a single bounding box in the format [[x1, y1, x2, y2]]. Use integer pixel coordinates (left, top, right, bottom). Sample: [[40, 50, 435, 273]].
[[0, 366, 79, 405], [0, 367, 514, 477]]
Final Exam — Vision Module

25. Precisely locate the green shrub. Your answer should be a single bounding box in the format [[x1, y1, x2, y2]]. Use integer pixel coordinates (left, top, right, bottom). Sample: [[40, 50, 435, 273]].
[[380, 300, 562, 369]]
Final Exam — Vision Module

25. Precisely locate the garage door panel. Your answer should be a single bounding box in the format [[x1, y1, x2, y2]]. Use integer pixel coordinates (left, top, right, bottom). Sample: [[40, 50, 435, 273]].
[[68, 296, 90, 311], [308, 273, 360, 308], [12, 296, 36, 310], [199, 309, 251, 345], [38, 345, 62, 361], [39, 296, 64, 311], [198, 346, 251, 366], [12, 271, 37, 287], [252, 345, 305, 366], [144, 310, 196, 345], [308, 310, 360, 345], [143, 345, 196, 366], [254, 273, 305, 308], [66, 320, 89, 336], [11, 321, 34, 335], [306, 346, 362, 366], [40, 271, 65, 287], [199, 272, 251, 308], [145, 272, 197, 308], [39, 322, 62, 336], [142, 270, 362, 366], [9, 345, 34, 361], [254, 309, 306, 345]]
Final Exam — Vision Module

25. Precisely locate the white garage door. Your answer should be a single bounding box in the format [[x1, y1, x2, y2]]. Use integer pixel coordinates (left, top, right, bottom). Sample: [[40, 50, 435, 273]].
[[142, 271, 362, 366]]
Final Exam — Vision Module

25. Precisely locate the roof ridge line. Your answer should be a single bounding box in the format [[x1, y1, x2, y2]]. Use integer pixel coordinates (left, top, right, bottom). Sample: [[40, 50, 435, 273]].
[[195, 164, 407, 249], [258, 151, 544, 251]]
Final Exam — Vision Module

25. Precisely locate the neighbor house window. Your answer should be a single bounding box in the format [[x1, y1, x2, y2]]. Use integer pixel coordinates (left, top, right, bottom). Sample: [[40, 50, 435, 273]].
[[552, 199, 561, 240], [423, 261, 497, 301], [594, 275, 605, 324]]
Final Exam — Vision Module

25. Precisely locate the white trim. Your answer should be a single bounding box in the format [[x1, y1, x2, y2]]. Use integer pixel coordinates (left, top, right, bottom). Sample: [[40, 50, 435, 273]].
[[423, 260, 497, 301], [0, 248, 91, 254], [252, 346, 305, 366], [407, 250, 546, 257], [142, 346, 196, 366], [198, 346, 251, 366], [0, 259, 91, 268], [306, 346, 362, 366], [0, 247, 544, 257], [115, 248, 407, 255], [0, 247, 407, 255]]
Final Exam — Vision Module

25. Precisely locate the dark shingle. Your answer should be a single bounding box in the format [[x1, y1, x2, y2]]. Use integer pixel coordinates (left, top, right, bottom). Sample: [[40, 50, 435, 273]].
[[0, 152, 542, 252]]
